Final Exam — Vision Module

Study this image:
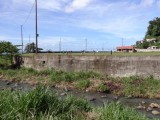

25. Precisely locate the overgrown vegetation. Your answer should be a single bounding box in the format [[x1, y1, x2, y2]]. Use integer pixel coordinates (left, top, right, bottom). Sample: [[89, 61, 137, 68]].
[[0, 41, 19, 68], [1, 68, 160, 98], [0, 86, 149, 120], [120, 76, 160, 98], [96, 102, 147, 120], [0, 55, 12, 68], [0, 85, 91, 120]]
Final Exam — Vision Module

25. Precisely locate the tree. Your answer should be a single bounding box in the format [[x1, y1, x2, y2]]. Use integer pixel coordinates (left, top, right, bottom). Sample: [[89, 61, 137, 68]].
[[0, 41, 18, 67], [145, 17, 160, 39], [142, 41, 149, 49], [24, 42, 36, 53], [24, 42, 43, 53], [0, 41, 18, 54]]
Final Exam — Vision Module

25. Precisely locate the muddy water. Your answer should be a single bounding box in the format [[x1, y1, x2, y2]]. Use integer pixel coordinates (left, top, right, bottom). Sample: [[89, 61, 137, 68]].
[[0, 80, 160, 119]]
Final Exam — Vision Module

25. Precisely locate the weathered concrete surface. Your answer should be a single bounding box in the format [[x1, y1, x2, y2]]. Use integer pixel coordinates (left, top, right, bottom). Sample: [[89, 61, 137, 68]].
[[22, 54, 160, 78]]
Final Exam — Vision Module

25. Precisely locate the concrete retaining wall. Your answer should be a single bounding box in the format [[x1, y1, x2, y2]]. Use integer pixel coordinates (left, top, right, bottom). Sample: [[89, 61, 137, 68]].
[[22, 54, 160, 78]]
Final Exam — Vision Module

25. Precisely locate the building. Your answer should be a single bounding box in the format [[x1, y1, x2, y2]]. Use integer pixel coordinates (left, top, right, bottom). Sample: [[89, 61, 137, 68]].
[[147, 46, 159, 49], [146, 38, 157, 43], [116, 46, 135, 52]]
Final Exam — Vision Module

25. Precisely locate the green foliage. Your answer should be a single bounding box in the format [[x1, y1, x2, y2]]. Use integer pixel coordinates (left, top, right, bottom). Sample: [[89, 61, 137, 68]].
[[24, 42, 36, 53], [0, 85, 150, 120], [24, 42, 43, 53], [98, 83, 109, 92], [145, 17, 160, 39], [0, 41, 18, 54], [49, 70, 102, 83], [76, 80, 91, 90], [121, 76, 160, 98], [97, 102, 147, 120], [1, 67, 160, 98], [0, 41, 18, 68], [0, 85, 92, 120], [0, 56, 11, 67], [137, 17, 160, 49]]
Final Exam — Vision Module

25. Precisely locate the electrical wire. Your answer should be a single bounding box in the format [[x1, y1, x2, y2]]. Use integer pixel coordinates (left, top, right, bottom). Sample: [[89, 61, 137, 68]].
[[22, 1, 35, 26]]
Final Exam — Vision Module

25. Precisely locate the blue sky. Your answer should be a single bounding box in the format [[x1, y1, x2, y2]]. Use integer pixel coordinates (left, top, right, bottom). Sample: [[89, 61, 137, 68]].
[[0, 0, 159, 51]]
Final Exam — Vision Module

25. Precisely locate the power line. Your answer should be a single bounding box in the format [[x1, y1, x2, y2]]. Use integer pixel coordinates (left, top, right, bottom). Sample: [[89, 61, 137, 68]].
[[22, 2, 35, 26]]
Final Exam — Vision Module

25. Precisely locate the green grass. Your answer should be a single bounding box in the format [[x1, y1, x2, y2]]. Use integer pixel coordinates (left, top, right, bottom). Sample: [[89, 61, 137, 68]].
[[120, 76, 160, 98], [76, 79, 91, 90], [0, 85, 91, 120], [0, 55, 12, 68], [98, 82, 109, 92], [0, 86, 151, 120], [0, 67, 101, 81], [22, 52, 160, 57], [96, 102, 148, 120], [1, 68, 160, 98]]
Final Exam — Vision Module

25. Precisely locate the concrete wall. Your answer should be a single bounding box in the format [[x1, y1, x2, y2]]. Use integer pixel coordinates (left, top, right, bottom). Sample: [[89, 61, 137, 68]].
[[136, 49, 160, 52], [22, 54, 160, 78]]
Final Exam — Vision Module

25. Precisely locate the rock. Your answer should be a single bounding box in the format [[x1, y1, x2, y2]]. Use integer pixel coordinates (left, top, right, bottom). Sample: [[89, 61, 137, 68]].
[[51, 85, 55, 88], [141, 101, 145, 104], [149, 103, 160, 108], [86, 89, 89, 92], [18, 87, 23, 90], [146, 107, 153, 112], [101, 95, 107, 98], [64, 87, 69, 92], [114, 96, 119, 100], [60, 93, 66, 96], [136, 104, 145, 109], [14, 83, 19, 87], [6, 81, 12, 85], [152, 110, 160, 115], [127, 95, 132, 98], [89, 98, 96, 101]]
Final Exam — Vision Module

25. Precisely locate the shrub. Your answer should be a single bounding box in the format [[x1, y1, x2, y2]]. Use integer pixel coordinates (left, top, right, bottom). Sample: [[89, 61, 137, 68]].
[[98, 83, 109, 92], [76, 80, 91, 90]]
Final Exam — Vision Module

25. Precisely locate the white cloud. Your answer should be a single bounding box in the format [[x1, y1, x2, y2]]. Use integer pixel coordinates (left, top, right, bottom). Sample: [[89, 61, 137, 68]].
[[156, 0, 160, 8], [39, 36, 79, 50], [65, 0, 92, 13], [140, 0, 155, 7], [0, 0, 159, 50], [38, 0, 62, 11]]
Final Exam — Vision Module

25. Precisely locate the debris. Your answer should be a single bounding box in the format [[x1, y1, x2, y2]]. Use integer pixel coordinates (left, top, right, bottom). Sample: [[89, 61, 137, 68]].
[[60, 93, 66, 96], [149, 103, 160, 108], [152, 110, 160, 115], [136, 104, 145, 109], [146, 107, 153, 112]]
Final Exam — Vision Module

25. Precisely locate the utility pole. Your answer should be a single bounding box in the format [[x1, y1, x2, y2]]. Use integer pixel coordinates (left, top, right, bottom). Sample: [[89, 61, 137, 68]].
[[35, 0, 38, 53], [21, 25, 23, 54], [59, 38, 61, 52], [122, 38, 124, 46], [29, 35, 30, 43], [85, 38, 87, 51]]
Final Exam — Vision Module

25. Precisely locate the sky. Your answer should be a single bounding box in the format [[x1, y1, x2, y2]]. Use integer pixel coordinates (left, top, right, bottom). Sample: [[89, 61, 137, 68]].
[[0, 0, 159, 51]]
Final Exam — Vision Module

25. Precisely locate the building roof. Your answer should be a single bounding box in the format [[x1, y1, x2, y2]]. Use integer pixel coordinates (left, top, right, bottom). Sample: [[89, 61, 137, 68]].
[[116, 46, 134, 49]]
